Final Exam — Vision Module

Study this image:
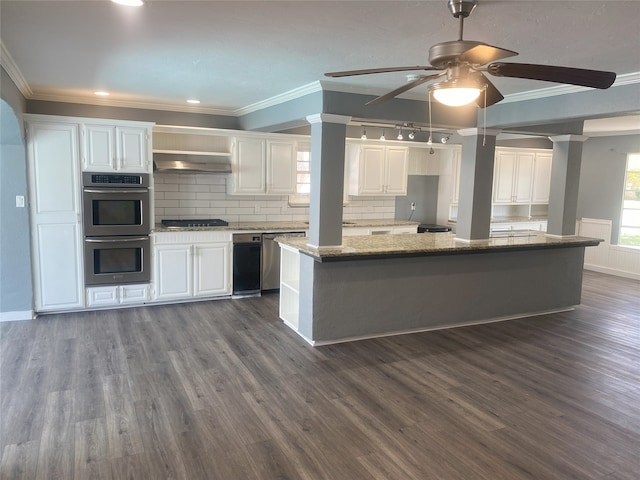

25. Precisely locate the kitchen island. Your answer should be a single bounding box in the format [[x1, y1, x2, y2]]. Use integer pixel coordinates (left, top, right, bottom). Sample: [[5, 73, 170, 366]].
[[277, 232, 601, 345]]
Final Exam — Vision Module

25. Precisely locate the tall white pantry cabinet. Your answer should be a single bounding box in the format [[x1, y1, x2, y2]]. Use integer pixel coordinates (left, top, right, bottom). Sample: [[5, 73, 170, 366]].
[[25, 115, 153, 313], [26, 120, 84, 312]]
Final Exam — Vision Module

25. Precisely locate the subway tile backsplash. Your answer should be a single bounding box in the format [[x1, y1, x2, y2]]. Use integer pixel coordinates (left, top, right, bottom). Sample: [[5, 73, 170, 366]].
[[153, 173, 397, 224]]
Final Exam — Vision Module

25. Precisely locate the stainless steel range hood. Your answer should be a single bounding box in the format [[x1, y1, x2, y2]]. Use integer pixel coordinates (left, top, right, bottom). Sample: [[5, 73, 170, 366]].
[[153, 153, 231, 174]]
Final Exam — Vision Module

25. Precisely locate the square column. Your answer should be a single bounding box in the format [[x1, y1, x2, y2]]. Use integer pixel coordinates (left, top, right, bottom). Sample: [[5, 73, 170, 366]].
[[306, 114, 351, 247], [455, 128, 500, 241], [547, 135, 588, 236]]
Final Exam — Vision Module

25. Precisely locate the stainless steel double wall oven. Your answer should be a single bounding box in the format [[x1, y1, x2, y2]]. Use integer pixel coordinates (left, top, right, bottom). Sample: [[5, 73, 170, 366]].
[[83, 172, 151, 286]]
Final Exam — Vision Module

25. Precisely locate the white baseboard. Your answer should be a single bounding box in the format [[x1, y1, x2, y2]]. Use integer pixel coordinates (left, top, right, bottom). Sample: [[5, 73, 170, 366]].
[[584, 264, 640, 281], [0, 310, 34, 322]]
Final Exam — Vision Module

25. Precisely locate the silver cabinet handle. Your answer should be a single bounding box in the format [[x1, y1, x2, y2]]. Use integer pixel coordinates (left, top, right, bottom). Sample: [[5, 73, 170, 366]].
[[85, 237, 148, 243]]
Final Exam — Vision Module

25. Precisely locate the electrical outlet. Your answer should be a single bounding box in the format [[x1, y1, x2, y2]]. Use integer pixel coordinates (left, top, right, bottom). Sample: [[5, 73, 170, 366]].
[[410, 202, 416, 211]]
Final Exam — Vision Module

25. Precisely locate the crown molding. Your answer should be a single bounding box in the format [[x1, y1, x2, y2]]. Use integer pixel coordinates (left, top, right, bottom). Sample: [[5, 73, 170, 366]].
[[27, 91, 236, 116], [0, 41, 33, 98], [234, 81, 324, 116], [501, 71, 640, 104]]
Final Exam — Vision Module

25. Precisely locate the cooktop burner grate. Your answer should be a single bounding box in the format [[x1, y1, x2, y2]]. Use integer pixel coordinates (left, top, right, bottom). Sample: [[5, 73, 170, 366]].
[[161, 219, 229, 227]]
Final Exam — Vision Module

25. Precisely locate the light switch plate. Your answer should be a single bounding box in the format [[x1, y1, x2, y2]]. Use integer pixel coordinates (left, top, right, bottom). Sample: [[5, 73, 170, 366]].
[[16, 195, 25, 208]]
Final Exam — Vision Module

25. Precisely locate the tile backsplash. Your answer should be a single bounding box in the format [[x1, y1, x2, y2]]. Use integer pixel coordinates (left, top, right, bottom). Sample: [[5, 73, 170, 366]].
[[153, 173, 397, 224]]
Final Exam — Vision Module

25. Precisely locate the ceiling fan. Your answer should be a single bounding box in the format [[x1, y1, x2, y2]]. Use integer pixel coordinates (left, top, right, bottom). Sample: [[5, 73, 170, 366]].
[[325, 0, 616, 108]]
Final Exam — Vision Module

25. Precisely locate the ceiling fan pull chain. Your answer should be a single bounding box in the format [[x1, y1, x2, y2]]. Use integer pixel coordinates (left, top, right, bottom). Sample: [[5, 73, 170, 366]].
[[483, 88, 487, 146]]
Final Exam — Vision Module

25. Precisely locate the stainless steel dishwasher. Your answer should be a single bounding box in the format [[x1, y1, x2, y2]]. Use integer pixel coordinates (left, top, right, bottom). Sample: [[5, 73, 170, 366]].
[[262, 232, 305, 292]]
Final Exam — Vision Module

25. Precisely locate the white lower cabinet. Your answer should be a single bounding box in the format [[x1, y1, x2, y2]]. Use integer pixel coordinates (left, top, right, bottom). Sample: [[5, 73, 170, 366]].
[[86, 284, 150, 307], [153, 232, 231, 301]]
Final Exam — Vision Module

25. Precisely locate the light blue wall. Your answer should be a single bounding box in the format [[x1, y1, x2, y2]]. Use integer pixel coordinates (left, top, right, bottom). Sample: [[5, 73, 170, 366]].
[[1, 67, 32, 315]]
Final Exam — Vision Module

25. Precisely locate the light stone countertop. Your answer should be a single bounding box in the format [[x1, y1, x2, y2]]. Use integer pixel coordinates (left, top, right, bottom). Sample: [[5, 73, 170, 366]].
[[276, 231, 602, 262], [153, 219, 419, 233]]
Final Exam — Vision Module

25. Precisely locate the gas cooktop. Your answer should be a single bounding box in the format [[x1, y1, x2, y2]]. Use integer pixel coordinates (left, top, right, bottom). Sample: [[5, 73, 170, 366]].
[[161, 219, 229, 227]]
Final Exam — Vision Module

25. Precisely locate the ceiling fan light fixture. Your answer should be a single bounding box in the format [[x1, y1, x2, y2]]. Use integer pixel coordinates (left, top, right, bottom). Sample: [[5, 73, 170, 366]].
[[432, 82, 481, 107], [111, 0, 144, 6]]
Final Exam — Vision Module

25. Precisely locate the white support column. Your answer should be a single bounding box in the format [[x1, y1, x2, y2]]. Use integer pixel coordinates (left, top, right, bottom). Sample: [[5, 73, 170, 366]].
[[306, 114, 351, 247], [547, 135, 589, 236], [455, 128, 501, 241]]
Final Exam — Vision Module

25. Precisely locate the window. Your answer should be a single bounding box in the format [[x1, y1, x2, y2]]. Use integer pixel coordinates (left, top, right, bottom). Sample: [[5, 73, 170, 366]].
[[620, 153, 640, 247], [288, 143, 311, 205], [296, 148, 311, 195]]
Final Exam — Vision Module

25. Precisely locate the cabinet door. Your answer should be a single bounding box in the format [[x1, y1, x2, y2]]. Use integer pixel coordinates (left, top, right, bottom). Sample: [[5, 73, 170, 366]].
[[266, 141, 296, 194], [28, 122, 81, 223], [117, 126, 148, 172], [233, 138, 266, 193], [84, 124, 116, 171], [86, 286, 119, 307], [493, 152, 517, 203], [358, 146, 386, 194], [532, 153, 553, 203], [35, 223, 84, 310], [154, 244, 192, 300], [193, 243, 231, 297], [513, 153, 534, 203], [385, 147, 408, 195]]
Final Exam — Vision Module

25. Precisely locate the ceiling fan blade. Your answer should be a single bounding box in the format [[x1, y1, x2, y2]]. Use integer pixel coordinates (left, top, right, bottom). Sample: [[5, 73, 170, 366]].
[[459, 44, 518, 65], [365, 74, 444, 106], [325, 66, 440, 78], [476, 74, 504, 108], [487, 62, 616, 89]]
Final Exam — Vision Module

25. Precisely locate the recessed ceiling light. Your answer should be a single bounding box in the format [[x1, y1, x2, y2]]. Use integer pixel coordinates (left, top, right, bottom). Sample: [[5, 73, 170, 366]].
[[111, 0, 144, 6], [94, 91, 110, 97], [187, 99, 201, 104]]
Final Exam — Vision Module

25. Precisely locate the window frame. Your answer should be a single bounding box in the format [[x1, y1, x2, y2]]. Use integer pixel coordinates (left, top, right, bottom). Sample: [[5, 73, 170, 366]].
[[619, 153, 640, 248]]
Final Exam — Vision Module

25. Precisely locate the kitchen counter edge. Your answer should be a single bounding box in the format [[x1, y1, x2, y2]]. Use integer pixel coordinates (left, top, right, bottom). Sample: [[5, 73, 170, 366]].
[[276, 232, 603, 262]]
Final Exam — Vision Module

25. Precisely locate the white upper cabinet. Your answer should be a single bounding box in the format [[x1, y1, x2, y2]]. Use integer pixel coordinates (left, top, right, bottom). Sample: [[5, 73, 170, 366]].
[[531, 153, 553, 204], [493, 150, 534, 204], [230, 137, 296, 195], [348, 144, 409, 196], [83, 121, 152, 173]]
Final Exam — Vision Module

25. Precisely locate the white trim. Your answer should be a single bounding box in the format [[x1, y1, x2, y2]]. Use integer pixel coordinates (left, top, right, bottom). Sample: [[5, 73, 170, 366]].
[[549, 135, 589, 143], [0, 310, 34, 322], [457, 128, 502, 137], [290, 307, 574, 346], [584, 263, 640, 281], [0, 41, 33, 98], [237, 81, 324, 116], [27, 92, 236, 116], [306, 113, 352, 125]]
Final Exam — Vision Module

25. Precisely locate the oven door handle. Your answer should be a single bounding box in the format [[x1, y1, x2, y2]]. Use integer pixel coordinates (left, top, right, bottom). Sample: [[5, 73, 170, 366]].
[[85, 237, 149, 243], [83, 188, 148, 194]]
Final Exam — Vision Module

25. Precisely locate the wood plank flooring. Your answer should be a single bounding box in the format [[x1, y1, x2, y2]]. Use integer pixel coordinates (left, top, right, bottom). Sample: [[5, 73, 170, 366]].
[[1, 270, 639, 479]]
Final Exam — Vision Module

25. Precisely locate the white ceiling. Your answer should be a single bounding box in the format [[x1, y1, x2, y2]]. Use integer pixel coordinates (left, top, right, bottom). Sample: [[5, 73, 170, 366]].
[[1, 0, 640, 133]]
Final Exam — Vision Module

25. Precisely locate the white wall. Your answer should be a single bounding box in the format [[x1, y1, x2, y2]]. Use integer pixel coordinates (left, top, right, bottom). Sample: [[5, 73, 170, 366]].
[[153, 172, 396, 224]]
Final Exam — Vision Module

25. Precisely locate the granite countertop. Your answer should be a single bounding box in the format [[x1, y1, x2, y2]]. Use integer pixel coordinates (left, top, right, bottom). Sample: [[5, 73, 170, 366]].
[[153, 219, 419, 233], [276, 231, 602, 262]]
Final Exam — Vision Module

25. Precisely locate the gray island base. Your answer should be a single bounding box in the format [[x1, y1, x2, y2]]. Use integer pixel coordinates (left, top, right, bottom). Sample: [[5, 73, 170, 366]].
[[277, 232, 602, 345]]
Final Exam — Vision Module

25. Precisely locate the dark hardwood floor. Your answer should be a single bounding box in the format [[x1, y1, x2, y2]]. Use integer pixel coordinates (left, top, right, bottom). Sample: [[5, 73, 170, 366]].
[[1, 270, 639, 479]]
